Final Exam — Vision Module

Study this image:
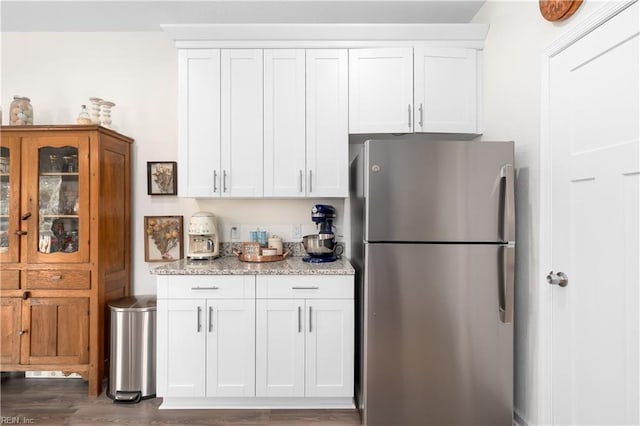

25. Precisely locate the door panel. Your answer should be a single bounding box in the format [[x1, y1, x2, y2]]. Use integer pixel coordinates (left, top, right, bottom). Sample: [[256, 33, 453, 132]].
[[263, 49, 306, 197], [364, 243, 512, 426], [206, 299, 255, 397], [550, 3, 639, 424], [255, 299, 305, 397], [365, 139, 513, 243], [1, 298, 21, 364], [305, 299, 354, 397], [23, 297, 89, 365], [221, 49, 263, 197]]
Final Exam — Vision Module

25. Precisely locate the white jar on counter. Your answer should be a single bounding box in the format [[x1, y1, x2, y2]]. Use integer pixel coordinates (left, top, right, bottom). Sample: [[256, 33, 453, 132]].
[[10, 96, 33, 125], [268, 235, 283, 255]]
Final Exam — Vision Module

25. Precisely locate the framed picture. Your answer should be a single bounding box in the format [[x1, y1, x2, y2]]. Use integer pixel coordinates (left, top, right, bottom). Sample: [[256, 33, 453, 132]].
[[147, 161, 177, 195], [144, 215, 183, 262]]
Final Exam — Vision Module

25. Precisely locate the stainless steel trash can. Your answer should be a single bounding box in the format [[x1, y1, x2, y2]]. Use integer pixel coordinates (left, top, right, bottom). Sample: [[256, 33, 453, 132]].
[[107, 295, 156, 403]]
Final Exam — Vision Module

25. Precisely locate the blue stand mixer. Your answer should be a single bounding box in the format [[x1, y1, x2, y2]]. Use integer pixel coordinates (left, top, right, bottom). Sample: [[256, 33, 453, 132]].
[[302, 204, 343, 263]]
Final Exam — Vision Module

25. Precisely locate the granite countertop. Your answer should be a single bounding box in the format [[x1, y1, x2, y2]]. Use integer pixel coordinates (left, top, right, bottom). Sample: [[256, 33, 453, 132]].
[[150, 256, 355, 275]]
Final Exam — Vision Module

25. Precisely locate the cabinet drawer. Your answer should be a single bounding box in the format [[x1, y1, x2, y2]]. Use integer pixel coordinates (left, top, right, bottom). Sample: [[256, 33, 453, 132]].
[[157, 275, 255, 299], [26, 270, 90, 290], [256, 275, 353, 299], [0, 270, 20, 290]]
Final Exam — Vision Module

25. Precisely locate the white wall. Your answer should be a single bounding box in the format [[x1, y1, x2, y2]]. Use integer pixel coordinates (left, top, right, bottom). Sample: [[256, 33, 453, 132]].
[[1, 32, 344, 295], [471, 1, 606, 424]]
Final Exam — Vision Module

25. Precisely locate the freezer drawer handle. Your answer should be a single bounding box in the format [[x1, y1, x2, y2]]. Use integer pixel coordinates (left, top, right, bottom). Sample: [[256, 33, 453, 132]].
[[291, 286, 319, 290]]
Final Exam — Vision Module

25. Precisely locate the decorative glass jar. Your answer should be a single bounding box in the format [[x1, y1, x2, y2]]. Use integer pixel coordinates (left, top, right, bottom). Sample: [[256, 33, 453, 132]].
[[9, 96, 33, 125]]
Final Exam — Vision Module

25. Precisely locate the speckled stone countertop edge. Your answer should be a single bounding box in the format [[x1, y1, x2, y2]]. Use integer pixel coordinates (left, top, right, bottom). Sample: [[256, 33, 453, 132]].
[[149, 255, 355, 276]]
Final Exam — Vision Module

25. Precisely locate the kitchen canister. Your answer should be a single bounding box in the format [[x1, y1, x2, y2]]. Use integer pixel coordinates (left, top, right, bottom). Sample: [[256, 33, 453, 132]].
[[268, 235, 283, 255], [10, 96, 33, 125]]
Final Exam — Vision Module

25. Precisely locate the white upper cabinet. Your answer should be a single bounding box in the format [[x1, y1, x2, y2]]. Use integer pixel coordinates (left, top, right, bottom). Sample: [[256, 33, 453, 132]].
[[349, 46, 481, 134], [263, 49, 307, 197], [263, 49, 349, 198], [414, 47, 479, 133], [178, 49, 221, 197], [306, 49, 349, 198], [349, 48, 414, 134], [221, 49, 264, 197]]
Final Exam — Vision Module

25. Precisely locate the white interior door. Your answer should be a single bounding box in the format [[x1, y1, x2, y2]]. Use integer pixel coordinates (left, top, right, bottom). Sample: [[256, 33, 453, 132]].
[[548, 3, 639, 425]]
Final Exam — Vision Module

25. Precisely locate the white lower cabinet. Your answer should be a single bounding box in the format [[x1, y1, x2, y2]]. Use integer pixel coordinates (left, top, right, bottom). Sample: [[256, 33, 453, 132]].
[[255, 275, 354, 398], [157, 276, 256, 398], [157, 273, 354, 408]]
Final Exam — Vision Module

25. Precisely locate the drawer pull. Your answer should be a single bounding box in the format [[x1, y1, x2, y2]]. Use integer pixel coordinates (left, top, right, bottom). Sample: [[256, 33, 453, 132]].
[[15, 230, 27, 236], [292, 286, 319, 290], [18, 330, 26, 336], [51, 275, 63, 280], [191, 286, 220, 290]]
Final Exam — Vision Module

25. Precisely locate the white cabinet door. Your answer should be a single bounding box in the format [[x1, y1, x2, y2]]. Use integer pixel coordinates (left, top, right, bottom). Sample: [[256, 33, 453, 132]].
[[305, 299, 354, 397], [306, 49, 349, 197], [256, 299, 305, 397], [221, 49, 263, 197], [158, 299, 206, 397], [178, 49, 221, 197], [206, 299, 256, 397], [348, 47, 413, 134], [263, 49, 306, 197], [414, 47, 479, 133]]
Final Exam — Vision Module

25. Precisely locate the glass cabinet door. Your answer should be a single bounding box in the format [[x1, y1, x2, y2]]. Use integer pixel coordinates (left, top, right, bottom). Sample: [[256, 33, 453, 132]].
[[0, 137, 20, 263], [26, 135, 89, 263]]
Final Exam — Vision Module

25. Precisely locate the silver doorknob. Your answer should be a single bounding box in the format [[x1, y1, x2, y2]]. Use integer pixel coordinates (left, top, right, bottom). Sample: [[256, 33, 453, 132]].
[[547, 271, 569, 287]]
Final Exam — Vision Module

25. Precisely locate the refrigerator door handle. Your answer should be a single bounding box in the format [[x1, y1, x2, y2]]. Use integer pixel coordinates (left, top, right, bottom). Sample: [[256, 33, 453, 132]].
[[499, 245, 515, 324], [500, 164, 516, 243]]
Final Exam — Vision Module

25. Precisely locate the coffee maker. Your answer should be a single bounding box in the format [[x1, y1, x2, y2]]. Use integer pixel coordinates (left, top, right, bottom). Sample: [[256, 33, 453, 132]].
[[186, 211, 219, 260], [302, 204, 342, 263]]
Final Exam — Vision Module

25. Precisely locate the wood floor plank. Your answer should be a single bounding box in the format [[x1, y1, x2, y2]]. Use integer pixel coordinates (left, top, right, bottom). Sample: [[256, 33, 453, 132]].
[[0, 376, 361, 425]]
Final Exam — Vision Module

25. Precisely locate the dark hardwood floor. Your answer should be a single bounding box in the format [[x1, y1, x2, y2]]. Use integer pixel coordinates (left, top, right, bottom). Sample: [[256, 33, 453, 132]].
[[0, 374, 361, 425]]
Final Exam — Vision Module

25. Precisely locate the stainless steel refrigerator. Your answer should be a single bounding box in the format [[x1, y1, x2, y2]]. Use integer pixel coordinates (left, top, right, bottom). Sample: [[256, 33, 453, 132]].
[[350, 139, 515, 426]]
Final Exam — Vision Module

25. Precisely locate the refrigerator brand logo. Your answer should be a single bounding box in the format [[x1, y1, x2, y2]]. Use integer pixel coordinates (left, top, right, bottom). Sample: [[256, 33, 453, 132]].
[[371, 165, 381, 172]]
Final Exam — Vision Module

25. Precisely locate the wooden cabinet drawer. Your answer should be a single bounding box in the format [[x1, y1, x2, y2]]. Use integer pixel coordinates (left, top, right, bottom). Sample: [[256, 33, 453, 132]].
[[0, 270, 20, 290], [256, 275, 353, 299], [157, 275, 255, 299], [26, 270, 90, 290]]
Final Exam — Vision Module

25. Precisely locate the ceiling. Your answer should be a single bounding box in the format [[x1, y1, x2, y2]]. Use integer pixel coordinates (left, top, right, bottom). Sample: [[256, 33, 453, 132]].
[[1, 0, 486, 32]]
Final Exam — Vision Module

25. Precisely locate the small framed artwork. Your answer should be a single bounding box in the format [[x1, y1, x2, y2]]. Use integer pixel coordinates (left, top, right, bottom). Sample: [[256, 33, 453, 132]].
[[147, 161, 177, 195], [144, 215, 184, 262]]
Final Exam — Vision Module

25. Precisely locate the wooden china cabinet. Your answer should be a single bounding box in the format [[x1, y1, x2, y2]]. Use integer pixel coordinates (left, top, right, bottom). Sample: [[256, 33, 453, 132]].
[[0, 125, 133, 396]]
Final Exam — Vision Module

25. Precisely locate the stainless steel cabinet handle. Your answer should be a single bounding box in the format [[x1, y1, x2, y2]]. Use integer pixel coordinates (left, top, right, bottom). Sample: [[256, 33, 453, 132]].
[[197, 306, 202, 332], [208, 306, 213, 332], [297, 306, 302, 333], [500, 164, 515, 243], [408, 104, 412, 128], [308, 170, 313, 193], [418, 103, 424, 128], [223, 170, 228, 193], [213, 170, 218, 193], [51, 275, 62, 280], [309, 306, 313, 332], [547, 271, 569, 287], [191, 286, 220, 290], [299, 170, 303, 193], [291, 286, 319, 290]]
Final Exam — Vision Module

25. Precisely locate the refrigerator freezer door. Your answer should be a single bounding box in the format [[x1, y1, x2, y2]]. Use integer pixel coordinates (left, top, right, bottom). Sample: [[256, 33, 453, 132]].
[[363, 243, 513, 426], [364, 139, 514, 243]]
